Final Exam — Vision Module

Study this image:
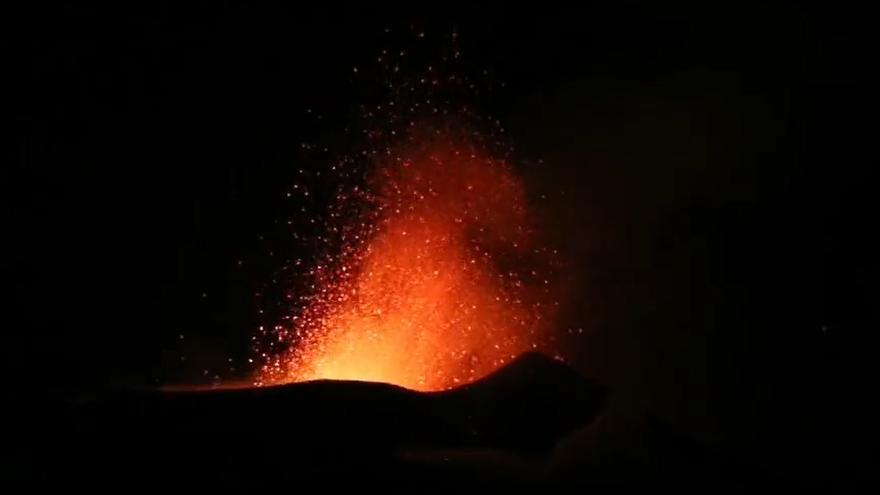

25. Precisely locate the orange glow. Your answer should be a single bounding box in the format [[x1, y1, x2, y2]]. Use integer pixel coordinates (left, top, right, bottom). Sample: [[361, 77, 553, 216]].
[[257, 131, 559, 391]]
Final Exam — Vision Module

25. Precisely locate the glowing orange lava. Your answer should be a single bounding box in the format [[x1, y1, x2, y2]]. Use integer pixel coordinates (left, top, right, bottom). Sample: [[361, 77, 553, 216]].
[[257, 131, 559, 391]]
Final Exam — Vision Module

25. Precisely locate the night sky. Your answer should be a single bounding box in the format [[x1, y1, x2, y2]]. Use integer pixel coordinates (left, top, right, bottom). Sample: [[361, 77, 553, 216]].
[[8, 1, 871, 487]]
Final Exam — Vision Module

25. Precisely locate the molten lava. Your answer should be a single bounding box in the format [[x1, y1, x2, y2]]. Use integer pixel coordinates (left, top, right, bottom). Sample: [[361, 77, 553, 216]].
[[256, 133, 559, 391]]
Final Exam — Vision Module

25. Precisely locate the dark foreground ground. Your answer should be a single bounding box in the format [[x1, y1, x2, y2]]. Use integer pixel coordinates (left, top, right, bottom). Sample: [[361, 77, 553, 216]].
[[11, 352, 792, 490]]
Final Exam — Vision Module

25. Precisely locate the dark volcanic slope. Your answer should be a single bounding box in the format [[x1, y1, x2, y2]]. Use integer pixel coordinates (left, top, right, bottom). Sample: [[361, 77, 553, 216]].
[[35, 352, 606, 484]]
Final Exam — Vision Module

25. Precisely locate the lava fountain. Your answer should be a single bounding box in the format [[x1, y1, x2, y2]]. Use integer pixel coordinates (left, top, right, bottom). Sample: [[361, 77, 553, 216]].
[[255, 124, 562, 392], [252, 36, 563, 390]]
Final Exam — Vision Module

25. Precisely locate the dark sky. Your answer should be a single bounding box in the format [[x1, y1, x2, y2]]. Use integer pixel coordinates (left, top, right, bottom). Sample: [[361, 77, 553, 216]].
[[8, 1, 871, 485]]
